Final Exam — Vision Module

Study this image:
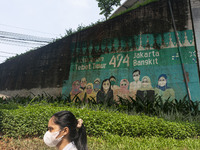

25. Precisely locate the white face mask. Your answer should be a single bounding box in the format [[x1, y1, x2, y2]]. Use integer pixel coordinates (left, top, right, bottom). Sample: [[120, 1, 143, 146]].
[[43, 130, 64, 147]]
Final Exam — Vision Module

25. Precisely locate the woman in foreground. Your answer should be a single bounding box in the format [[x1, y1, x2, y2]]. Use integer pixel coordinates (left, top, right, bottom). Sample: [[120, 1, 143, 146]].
[[43, 111, 88, 150]]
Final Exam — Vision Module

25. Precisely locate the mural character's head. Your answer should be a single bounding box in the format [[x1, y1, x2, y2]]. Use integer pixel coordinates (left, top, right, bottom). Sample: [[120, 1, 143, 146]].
[[132, 70, 140, 82], [141, 76, 152, 90], [120, 79, 129, 90], [94, 78, 100, 84], [158, 74, 167, 87], [86, 83, 93, 94], [80, 77, 87, 88], [109, 76, 116, 86], [94, 78, 100, 92], [101, 79, 111, 92], [71, 80, 81, 95], [157, 74, 169, 91], [44, 111, 87, 149]]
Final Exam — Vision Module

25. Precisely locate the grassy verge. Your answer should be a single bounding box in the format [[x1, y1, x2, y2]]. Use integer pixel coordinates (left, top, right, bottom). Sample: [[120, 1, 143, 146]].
[[0, 96, 200, 149], [0, 135, 200, 150], [1, 103, 199, 139]]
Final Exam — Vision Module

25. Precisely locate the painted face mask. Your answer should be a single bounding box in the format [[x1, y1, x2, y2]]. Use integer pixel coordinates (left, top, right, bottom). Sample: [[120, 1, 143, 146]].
[[43, 130, 63, 147], [94, 83, 100, 89], [110, 81, 116, 86]]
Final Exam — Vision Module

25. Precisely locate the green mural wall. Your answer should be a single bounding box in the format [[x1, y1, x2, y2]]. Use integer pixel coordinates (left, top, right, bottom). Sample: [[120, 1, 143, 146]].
[[62, 30, 200, 102]]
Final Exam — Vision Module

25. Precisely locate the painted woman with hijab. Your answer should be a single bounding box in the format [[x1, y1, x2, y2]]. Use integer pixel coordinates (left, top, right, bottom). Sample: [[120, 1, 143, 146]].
[[97, 79, 113, 105], [80, 77, 87, 91], [116, 79, 131, 102], [93, 78, 101, 93], [78, 77, 87, 101], [70, 80, 82, 100], [155, 74, 175, 102], [136, 76, 155, 101], [85, 83, 96, 102]]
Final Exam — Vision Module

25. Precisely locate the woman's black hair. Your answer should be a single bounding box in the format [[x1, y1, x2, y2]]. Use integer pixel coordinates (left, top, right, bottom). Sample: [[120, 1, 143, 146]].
[[52, 111, 88, 150], [101, 79, 111, 92], [132, 69, 140, 75], [109, 75, 116, 80]]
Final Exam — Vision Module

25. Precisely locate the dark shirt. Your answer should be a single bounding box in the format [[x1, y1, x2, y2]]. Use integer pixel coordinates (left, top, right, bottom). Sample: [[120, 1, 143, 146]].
[[136, 90, 155, 101], [97, 90, 113, 105]]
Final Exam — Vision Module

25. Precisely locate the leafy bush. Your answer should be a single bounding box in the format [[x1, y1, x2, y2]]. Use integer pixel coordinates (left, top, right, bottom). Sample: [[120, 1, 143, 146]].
[[115, 95, 200, 119], [1, 94, 200, 124], [0, 103, 19, 110], [0, 104, 199, 139]]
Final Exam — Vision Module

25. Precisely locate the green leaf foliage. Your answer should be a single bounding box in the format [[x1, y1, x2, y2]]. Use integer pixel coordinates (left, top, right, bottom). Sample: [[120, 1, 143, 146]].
[[0, 104, 199, 139], [96, 0, 121, 20]]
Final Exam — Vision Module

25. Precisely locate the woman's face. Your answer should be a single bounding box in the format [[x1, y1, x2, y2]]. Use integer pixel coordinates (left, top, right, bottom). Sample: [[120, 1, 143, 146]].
[[110, 78, 116, 86], [94, 82, 100, 90], [86, 85, 93, 94], [48, 117, 60, 132], [110, 78, 116, 82], [133, 71, 140, 81], [103, 80, 110, 91], [73, 81, 80, 89], [81, 78, 87, 88], [120, 81, 128, 89], [158, 77, 167, 87], [142, 78, 149, 87]]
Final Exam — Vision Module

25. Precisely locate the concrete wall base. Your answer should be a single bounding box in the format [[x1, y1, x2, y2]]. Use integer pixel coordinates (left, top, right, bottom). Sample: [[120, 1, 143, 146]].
[[0, 87, 62, 98]]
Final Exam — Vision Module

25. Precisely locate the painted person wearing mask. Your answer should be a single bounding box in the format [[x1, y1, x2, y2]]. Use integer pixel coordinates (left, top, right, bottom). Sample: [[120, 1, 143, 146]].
[[155, 74, 175, 102], [43, 111, 88, 150]]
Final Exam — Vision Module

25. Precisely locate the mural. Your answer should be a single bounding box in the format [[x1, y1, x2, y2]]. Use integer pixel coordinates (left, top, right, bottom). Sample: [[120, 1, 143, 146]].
[[85, 83, 96, 102], [155, 74, 175, 101], [70, 80, 81, 100], [129, 70, 141, 99], [136, 76, 155, 101], [62, 30, 200, 102], [97, 79, 113, 104], [67, 72, 175, 103]]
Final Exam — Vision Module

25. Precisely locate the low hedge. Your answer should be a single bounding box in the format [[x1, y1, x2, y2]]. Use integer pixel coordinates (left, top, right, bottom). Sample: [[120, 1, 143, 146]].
[[0, 104, 199, 139]]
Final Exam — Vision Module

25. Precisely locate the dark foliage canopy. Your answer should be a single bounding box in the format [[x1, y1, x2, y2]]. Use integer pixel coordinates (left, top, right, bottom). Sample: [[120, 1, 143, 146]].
[[96, 0, 121, 20]]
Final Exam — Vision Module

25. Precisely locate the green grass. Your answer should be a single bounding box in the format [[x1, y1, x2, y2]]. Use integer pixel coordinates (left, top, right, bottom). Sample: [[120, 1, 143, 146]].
[[89, 135, 200, 150], [1, 135, 200, 150]]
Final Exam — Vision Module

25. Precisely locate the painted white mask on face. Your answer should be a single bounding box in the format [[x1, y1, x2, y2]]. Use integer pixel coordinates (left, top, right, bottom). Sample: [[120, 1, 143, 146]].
[[43, 130, 63, 147]]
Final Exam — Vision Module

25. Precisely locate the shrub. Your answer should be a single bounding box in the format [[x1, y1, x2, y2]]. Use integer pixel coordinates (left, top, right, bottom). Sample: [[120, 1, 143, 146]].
[[0, 104, 199, 139], [1, 94, 200, 120]]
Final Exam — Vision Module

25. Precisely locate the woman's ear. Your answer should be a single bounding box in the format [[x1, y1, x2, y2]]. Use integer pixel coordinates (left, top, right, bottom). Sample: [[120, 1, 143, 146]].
[[63, 127, 69, 136]]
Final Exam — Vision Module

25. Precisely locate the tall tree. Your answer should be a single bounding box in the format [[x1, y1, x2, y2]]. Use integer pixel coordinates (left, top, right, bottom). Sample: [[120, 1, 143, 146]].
[[96, 0, 121, 20]]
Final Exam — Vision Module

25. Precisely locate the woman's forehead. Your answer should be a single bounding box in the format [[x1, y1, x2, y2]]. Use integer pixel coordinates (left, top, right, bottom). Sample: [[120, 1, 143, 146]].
[[48, 117, 56, 126]]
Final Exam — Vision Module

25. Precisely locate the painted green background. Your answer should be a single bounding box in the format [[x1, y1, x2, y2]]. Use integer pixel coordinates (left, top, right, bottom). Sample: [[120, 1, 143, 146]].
[[62, 30, 200, 101]]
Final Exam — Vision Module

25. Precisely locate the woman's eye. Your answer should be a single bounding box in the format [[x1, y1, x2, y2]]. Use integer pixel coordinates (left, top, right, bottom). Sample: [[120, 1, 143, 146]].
[[48, 127, 53, 132]]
